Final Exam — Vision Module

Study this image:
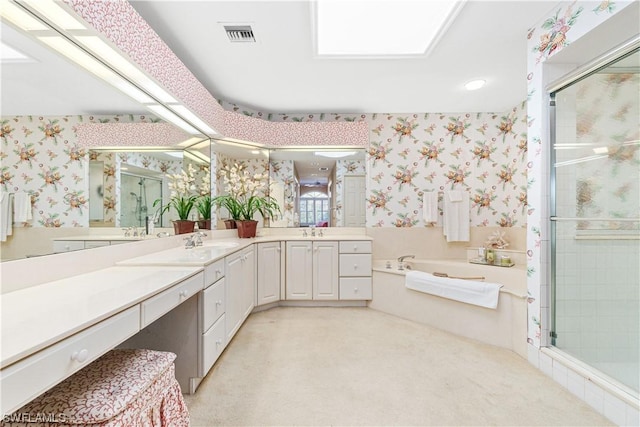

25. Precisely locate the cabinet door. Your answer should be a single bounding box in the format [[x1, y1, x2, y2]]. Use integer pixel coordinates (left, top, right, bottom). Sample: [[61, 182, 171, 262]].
[[313, 241, 339, 300], [225, 251, 244, 341], [257, 242, 281, 306], [286, 241, 313, 299], [241, 246, 255, 320]]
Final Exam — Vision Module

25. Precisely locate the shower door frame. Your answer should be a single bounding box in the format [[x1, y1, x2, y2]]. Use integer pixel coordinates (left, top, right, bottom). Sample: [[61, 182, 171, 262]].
[[547, 37, 639, 393]]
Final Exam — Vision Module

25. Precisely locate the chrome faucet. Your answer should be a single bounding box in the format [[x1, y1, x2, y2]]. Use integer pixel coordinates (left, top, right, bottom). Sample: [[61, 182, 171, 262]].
[[310, 226, 316, 237], [397, 254, 415, 270], [194, 231, 207, 247], [184, 235, 196, 249]]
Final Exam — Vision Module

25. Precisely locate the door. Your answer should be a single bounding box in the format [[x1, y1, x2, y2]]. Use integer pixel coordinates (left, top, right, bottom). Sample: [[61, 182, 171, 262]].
[[343, 175, 366, 227], [313, 241, 338, 300], [286, 241, 313, 299], [241, 246, 255, 320]]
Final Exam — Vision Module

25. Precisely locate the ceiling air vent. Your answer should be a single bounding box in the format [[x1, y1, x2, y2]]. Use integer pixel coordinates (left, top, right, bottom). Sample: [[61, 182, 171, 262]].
[[224, 25, 255, 43]]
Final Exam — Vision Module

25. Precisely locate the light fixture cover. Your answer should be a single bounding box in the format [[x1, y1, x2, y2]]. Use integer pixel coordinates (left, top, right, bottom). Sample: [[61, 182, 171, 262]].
[[464, 79, 486, 91]]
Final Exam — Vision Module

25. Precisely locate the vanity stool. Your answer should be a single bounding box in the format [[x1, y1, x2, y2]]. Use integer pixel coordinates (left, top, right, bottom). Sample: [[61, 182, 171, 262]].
[[2, 349, 189, 426]]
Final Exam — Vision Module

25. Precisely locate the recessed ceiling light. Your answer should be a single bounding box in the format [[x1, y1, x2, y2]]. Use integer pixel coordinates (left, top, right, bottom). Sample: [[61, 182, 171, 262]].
[[315, 0, 465, 57], [464, 79, 486, 91]]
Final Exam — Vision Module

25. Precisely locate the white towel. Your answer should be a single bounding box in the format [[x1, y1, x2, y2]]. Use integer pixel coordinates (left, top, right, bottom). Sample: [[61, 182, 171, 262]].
[[405, 270, 502, 309], [0, 192, 13, 242], [13, 192, 32, 223], [442, 190, 470, 242], [422, 191, 438, 223]]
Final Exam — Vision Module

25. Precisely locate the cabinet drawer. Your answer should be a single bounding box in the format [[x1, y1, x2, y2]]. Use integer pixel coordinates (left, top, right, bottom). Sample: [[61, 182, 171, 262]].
[[52, 240, 85, 253], [339, 254, 372, 277], [141, 272, 203, 328], [0, 306, 140, 416], [204, 259, 225, 288], [84, 240, 110, 249], [200, 314, 226, 376], [339, 241, 371, 254], [201, 278, 225, 332], [339, 277, 372, 300]]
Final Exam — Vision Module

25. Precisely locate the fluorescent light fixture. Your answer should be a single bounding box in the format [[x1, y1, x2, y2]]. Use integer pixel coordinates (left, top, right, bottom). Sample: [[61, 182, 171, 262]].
[[592, 146, 609, 154], [315, 151, 356, 158], [315, 0, 464, 56], [38, 36, 154, 104], [146, 104, 200, 135], [170, 105, 217, 135], [184, 149, 210, 164], [22, 0, 86, 30], [0, 1, 48, 30], [165, 151, 183, 159], [251, 150, 260, 155], [464, 79, 486, 91], [75, 36, 177, 103], [1, 41, 31, 62], [177, 137, 207, 148]]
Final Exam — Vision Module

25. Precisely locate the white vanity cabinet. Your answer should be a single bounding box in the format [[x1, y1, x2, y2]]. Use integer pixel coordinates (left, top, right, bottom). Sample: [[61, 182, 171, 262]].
[[225, 245, 256, 343], [257, 242, 282, 306], [198, 258, 226, 379], [339, 240, 372, 300], [285, 241, 339, 300]]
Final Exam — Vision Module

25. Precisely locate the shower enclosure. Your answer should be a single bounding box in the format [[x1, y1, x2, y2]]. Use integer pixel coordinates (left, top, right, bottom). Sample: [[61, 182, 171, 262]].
[[550, 48, 639, 394], [120, 173, 163, 228]]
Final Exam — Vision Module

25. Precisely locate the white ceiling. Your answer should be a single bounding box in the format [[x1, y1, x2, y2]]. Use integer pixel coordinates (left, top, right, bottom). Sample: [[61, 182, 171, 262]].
[[1, 0, 559, 117]]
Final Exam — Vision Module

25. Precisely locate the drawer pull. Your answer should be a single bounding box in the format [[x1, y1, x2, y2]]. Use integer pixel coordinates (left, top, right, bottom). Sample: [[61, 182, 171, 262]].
[[71, 349, 89, 363], [354, 288, 359, 292], [353, 264, 358, 269], [180, 290, 189, 298], [216, 269, 222, 276], [216, 339, 223, 346], [216, 300, 222, 306], [354, 245, 358, 251]]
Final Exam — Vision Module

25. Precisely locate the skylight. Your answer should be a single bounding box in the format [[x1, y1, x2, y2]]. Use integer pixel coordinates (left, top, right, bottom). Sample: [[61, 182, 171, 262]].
[[315, 0, 465, 57]]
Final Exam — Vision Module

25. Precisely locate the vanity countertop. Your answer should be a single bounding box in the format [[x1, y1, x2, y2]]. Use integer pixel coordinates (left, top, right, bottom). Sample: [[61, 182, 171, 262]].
[[117, 234, 373, 267], [0, 265, 202, 368], [51, 235, 149, 242]]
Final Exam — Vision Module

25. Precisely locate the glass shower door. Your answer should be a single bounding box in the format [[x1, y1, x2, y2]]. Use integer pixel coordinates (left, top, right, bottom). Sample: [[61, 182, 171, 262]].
[[551, 50, 639, 393], [120, 174, 162, 228]]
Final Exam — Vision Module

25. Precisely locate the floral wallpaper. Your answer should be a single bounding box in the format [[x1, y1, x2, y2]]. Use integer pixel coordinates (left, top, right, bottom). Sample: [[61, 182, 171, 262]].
[[269, 160, 297, 227], [525, 0, 634, 348], [0, 114, 158, 229]]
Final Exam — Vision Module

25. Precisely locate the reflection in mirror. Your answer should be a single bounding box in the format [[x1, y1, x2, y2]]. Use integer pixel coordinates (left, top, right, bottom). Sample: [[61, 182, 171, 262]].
[[90, 140, 211, 230], [209, 141, 366, 229], [268, 149, 366, 228]]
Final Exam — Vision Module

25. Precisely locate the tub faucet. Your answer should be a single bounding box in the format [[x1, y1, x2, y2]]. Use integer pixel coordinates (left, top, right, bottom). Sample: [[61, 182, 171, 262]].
[[397, 254, 415, 270]]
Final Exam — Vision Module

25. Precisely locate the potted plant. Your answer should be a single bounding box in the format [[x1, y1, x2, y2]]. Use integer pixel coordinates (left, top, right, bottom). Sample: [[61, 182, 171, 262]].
[[213, 162, 281, 238], [154, 164, 198, 234], [196, 166, 212, 230]]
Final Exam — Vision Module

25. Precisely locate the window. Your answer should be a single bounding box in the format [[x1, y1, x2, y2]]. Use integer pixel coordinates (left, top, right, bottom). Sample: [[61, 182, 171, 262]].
[[300, 191, 329, 226]]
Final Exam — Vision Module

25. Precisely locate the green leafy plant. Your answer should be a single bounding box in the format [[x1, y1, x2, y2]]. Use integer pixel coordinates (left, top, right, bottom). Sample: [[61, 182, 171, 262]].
[[195, 165, 212, 220], [154, 163, 199, 220], [213, 162, 281, 221]]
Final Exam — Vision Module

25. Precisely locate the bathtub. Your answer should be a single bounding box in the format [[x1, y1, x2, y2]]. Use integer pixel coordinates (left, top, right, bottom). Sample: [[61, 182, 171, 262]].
[[369, 259, 528, 358]]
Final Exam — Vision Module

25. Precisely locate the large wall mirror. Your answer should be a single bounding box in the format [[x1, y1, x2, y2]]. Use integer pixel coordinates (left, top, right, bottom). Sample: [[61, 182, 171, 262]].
[[211, 139, 366, 229], [89, 140, 211, 229]]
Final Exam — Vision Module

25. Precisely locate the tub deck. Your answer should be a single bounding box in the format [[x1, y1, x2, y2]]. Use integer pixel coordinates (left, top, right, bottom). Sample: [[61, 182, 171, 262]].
[[370, 259, 528, 358]]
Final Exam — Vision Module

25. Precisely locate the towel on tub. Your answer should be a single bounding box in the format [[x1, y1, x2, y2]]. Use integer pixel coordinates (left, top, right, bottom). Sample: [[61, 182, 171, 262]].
[[442, 190, 469, 242], [405, 270, 502, 309]]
